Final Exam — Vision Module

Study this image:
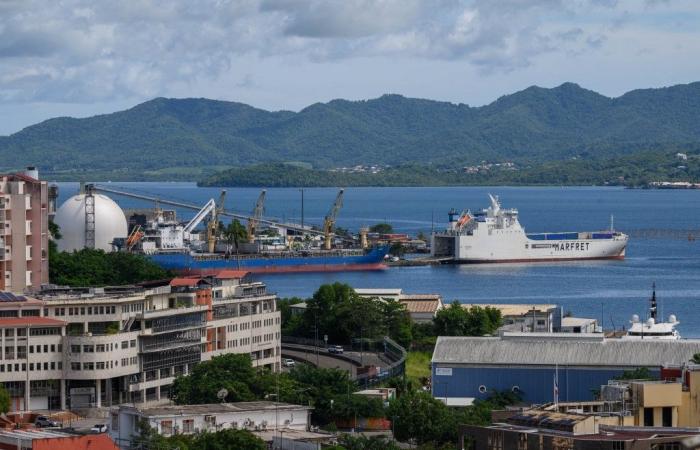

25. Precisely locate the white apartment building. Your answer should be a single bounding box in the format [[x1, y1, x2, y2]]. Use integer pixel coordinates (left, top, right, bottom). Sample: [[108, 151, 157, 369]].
[[0, 270, 281, 411], [112, 401, 311, 445]]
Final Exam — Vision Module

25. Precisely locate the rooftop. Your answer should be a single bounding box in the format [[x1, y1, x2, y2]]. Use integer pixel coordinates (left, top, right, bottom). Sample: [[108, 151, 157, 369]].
[[355, 288, 403, 297], [0, 317, 66, 327], [131, 401, 311, 417], [432, 335, 700, 367], [561, 317, 597, 327], [461, 303, 557, 316], [399, 296, 442, 313], [0, 430, 119, 450]]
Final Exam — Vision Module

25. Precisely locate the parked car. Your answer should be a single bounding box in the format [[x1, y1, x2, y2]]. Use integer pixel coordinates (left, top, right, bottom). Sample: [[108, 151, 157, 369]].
[[90, 424, 108, 433], [327, 345, 344, 354], [282, 358, 295, 367], [35, 416, 58, 428]]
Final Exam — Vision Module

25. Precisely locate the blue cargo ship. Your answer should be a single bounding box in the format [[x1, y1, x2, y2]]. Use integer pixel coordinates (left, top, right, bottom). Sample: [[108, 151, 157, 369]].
[[146, 246, 390, 274]]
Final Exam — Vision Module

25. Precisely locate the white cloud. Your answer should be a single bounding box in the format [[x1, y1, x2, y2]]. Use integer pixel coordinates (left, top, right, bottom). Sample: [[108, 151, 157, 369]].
[[0, 0, 698, 133]]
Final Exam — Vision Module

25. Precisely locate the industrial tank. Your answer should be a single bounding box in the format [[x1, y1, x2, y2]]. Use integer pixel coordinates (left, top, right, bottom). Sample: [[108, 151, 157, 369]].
[[54, 193, 128, 252]]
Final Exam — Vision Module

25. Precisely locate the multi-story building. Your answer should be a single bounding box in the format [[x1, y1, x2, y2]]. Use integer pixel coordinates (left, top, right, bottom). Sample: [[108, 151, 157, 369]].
[[0, 167, 50, 293], [0, 270, 281, 411]]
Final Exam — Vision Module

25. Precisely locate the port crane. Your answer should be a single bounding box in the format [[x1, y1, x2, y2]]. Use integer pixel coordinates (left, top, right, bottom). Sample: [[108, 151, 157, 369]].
[[88, 184, 352, 242], [323, 189, 344, 250], [206, 190, 226, 253], [247, 190, 266, 243], [183, 198, 216, 240]]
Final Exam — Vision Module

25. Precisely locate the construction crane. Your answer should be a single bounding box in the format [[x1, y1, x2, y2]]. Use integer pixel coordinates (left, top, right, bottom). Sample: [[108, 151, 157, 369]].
[[206, 190, 226, 253], [247, 190, 266, 243], [323, 189, 344, 250]]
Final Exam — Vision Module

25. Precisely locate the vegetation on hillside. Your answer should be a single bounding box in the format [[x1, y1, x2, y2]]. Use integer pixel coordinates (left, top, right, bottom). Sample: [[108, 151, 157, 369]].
[[3, 82, 700, 180], [0, 385, 9, 414], [201, 149, 700, 187]]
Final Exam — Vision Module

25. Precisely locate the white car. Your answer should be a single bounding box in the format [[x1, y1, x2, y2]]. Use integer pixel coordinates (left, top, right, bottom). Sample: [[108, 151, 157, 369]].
[[282, 358, 295, 367], [90, 424, 108, 433]]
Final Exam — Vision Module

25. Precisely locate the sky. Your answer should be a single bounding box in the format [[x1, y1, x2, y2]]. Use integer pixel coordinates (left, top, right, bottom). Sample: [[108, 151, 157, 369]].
[[0, 0, 699, 135]]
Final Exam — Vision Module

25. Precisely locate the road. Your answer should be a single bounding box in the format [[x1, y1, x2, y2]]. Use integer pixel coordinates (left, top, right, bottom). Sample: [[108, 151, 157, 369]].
[[281, 345, 388, 380]]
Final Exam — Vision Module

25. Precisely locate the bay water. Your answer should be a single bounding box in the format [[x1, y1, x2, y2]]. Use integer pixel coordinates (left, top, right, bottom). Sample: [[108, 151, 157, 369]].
[[56, 183, 700, 337]]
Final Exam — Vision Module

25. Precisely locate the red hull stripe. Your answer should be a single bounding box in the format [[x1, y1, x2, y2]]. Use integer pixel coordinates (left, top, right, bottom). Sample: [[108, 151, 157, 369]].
[[179, 262, 387, 275], [454, 255, 625, 264]]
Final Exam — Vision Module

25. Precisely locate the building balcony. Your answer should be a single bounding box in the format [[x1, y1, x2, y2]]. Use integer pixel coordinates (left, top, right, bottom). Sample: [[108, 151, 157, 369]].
[[138, 304, 209, 320]]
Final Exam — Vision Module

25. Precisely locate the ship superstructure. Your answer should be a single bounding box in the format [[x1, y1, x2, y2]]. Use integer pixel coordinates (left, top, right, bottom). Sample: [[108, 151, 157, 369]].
[[622, 284, 681, 340], [431, 195, 628, 263]]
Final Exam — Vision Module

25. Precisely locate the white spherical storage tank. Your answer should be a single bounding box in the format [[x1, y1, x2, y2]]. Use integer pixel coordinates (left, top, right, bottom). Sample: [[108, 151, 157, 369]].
[[54, 193, 128, 252]]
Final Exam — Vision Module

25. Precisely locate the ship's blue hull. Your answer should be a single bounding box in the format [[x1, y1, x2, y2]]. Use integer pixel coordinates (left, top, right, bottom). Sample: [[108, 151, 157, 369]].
[[147, 246, 390, 274]]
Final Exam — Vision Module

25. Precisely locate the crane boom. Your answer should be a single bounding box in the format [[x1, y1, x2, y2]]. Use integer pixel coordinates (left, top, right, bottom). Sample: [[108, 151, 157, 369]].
[[183, 198, 216, 234], [323, 189, 344, 250], [247, 190, 266, 243]]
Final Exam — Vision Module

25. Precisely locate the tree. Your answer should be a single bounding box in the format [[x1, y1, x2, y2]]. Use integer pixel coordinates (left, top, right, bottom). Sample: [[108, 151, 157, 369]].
[[386, 390, 458, 446], [0, 384, 10, 414], [50, 248, 171, 286], [194, 428, 267, 450], [369, 223, 394, 234], [613, 367, 654, 381], [433, 302, 502, 337], [382, 299, 413, 348], [336, 434, 402, 450], [692, 353, 700, 364], [222, 219, 248, 249], [172, 354, 261, 404]]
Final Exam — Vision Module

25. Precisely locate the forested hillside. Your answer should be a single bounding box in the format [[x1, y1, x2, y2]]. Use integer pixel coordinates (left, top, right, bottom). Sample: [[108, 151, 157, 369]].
[[1, 82, 699, 180]]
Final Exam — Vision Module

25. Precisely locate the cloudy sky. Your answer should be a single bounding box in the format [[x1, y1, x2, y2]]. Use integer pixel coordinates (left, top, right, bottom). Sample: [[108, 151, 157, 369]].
[[1, 0, 698, 135]]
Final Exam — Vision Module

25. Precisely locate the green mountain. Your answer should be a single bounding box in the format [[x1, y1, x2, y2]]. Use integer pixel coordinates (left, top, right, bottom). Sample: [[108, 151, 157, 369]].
[[1, 82, 700, 177]]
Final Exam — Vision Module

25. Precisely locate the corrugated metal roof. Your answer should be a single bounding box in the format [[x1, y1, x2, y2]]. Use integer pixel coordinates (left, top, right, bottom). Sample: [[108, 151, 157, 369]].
[[432, 335, 700, 368]]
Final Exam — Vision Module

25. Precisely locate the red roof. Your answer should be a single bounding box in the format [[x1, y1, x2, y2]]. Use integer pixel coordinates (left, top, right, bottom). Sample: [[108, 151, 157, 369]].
[[32, 433, 120, 450], [213, 269, 250, 279], [170, 277, 203, 287], [0, 317, 65, 327]]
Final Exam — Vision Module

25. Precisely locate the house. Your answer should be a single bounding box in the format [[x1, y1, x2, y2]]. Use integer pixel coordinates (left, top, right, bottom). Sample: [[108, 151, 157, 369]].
[[0, 430, 119, 450]]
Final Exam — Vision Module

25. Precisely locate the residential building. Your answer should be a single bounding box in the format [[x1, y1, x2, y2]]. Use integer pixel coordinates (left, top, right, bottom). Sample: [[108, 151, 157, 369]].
[[398, 294, 443, 323], [461, 303, 561, 333], [0, 168, 50, 293], [0, 270, 281, 412], [111, 401, 311, 446], [431, 333, 700, 405], [354, 288, 444, 322], [560, 317, 598, 334]]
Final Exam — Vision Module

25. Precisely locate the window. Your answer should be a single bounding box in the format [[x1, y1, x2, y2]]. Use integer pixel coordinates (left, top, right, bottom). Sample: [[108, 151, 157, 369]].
[[121, 341, 128, 349], [71, 362, 81, 371], [662, 406, 673, 427], [96, 344, 106, 352], [183, 419, 194, 434], [83, 345, 94, 352], [644, 408, 654, 426], [517, 433, 528, 450], [161, 420, 173, 436], [487, 431, 503, 450], [130, 340, 136, 348]]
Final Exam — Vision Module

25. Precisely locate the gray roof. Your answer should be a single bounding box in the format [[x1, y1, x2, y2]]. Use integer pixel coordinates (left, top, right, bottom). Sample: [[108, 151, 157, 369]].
[[131, 401, 310, 417], [432, 335, 700, 368]]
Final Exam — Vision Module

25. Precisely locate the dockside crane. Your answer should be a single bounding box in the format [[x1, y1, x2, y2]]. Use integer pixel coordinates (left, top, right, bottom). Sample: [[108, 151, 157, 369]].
[[247, 190, 266, 243], [206, 190, 227, 253], [323, 189, 344, 250]]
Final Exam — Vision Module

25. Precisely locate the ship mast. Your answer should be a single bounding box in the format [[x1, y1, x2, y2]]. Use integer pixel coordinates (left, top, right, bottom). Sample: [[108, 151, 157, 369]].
[[650, 282, 657, 321]]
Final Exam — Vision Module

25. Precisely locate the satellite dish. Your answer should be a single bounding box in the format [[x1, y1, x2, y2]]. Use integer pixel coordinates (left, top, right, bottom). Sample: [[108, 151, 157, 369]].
[[217, 389, 228, 402]]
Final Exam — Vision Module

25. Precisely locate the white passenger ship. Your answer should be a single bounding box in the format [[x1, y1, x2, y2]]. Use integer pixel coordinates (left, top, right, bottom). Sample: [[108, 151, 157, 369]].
[[431, 195, 628, 263]]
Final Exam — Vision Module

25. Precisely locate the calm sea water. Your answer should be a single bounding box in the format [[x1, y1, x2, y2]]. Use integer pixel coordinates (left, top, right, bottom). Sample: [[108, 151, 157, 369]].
[[56, 183, 700, 337]]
